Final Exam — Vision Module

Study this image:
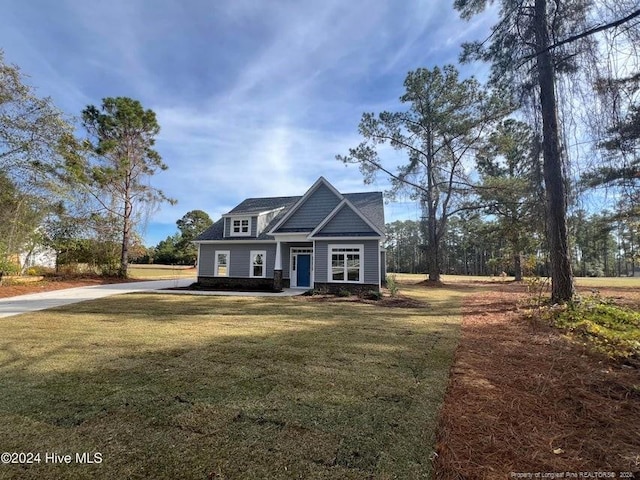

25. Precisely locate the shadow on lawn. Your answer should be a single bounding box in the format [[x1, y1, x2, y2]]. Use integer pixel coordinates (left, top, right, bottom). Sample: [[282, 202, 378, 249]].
[[41, 293, 463, 321], [0, 293, 461, 480]]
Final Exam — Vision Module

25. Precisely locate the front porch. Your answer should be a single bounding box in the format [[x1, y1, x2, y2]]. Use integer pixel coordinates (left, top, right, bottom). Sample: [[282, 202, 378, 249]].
[[274, 241, 314, 291]]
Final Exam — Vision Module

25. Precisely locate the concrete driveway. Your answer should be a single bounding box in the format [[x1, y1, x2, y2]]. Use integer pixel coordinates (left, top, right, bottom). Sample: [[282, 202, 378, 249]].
[[0, 278, 194, 319]]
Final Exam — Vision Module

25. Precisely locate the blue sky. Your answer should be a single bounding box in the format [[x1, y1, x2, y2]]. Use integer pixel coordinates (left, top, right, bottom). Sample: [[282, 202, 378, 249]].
[[1, 0, 496, 246]]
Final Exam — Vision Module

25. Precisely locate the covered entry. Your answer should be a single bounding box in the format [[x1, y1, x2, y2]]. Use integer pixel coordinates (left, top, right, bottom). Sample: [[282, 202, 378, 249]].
[[290, 247, 313, 288]]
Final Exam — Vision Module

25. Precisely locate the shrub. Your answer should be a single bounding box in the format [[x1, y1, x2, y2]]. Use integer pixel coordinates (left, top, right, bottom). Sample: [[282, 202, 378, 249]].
[[0, 258, 19, 276], [364, 290, 382, 301], [386, 274, 399, 297], [26, 266, 55, 276], [337, 289, 351, 297], [546, 295, 640, 360]]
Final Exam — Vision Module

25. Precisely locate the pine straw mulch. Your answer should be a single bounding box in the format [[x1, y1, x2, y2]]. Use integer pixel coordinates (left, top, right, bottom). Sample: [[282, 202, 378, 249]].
[[433, 283, 640, 479]]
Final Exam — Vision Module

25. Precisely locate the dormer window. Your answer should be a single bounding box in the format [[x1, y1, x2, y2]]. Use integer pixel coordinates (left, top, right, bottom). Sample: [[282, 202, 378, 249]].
[[231, 217, 251, 236]]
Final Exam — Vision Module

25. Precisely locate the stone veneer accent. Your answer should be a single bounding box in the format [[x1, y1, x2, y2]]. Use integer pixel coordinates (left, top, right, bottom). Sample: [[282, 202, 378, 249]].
[[196, 276, 291, 292], [312, 283, 379, 295]]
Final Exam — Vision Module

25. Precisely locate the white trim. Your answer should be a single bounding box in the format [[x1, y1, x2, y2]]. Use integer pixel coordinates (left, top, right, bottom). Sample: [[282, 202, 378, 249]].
[[194, 240, 274, 244], [327, 244, 364, 284], [267, 177, 344, 234], [214, 250, 230, 277], [268, 233, 311, 242], [290, 248, 314, 288], [222, 206, 285, 218], [378, 243, 382, 288], [197, 243, 201, 276], [309, 198, 384, 238], [306, 236, 383, 241], [230, 216, 251, 237], [274, 241, 282, 270], [309, 200, 346, 237], [194, 236, 382, 244], [249, 250, 267, 278]]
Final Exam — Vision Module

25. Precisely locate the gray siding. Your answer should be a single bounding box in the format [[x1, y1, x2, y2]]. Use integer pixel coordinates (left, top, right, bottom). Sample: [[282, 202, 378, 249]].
[[281, 244, 290, 279], [316, 205, 376, 236], [314, 240, 379, 285], [380, 250, 386, 283], [278, 183, 341, 232], [199, 243, 276, 278], [223, 216, 257, 238]]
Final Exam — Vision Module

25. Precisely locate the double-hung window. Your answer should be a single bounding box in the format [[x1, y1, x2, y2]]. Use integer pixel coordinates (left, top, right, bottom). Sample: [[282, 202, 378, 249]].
[[231, 217, 250, 236], [250, 250, 266, 278], [215, 251, 230, 277], [329, 245, 363, 283]]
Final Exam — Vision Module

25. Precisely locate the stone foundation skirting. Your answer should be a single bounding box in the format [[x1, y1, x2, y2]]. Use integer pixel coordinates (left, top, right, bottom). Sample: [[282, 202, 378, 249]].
[[196, 276, 277, 292]]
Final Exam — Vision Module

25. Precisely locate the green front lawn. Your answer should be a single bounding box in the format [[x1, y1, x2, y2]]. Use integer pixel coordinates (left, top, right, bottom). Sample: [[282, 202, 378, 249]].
[[0, 285, 463, 479], [127, 264, 197, 279]]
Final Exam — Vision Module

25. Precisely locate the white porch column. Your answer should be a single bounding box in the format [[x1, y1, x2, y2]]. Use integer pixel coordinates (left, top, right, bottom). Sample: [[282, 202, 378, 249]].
[[273, 240, 283, 291], [274, 240, 282, 270]]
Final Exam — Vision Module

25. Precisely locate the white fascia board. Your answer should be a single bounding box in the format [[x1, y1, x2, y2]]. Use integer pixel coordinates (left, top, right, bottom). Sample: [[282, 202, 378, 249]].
[[310, 236, 382, 241], [341, 197, 385, 236], [267, 177, 344, 234], [308, 200, 347, 237], [269, 233, 312, 242], [193, 240, 275, 244], [222, 206, 285, 218], [308, 198, 384, 239], [257, 206, 286, 217]]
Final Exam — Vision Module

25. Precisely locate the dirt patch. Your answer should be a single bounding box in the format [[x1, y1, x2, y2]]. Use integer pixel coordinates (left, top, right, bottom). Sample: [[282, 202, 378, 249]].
[[433, 283, 640, 478], [297, 293, 429, 308], [0, 276, 140, 299]]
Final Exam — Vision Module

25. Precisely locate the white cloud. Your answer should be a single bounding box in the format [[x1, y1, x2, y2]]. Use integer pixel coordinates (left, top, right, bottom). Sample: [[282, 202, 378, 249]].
[[0, 0, 497, 245]]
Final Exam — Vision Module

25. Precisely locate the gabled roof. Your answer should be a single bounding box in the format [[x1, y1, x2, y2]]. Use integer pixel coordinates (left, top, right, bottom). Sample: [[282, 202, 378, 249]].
[[224, 196, 298, 216], [342, 192, 385, 234], [194, 178, 385, 242], [267, 177, 343, 234], [309, 197, 384, 238]]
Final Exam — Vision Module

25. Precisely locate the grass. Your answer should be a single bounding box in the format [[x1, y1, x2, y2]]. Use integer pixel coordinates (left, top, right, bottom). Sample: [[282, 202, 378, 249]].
[[127, 264, 197, 280], [573, 276, 640, 288], [0, 284, 464, 479], [391, 272, 640, 288]]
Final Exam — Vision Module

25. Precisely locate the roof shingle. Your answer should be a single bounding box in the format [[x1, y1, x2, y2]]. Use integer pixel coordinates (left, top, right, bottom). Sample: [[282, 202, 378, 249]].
[[194, 189, 384, 241]]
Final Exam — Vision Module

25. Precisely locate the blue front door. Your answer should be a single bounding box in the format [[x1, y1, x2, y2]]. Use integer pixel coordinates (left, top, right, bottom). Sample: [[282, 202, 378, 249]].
[[296, 254, 311, 288]]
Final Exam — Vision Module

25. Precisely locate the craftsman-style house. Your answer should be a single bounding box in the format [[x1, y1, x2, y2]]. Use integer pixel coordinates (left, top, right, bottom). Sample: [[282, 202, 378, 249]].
[[194, 177, 386, 292]]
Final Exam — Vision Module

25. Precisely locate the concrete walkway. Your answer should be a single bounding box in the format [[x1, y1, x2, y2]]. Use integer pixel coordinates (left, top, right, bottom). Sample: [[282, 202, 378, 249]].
[[0, 279, 305, 319]]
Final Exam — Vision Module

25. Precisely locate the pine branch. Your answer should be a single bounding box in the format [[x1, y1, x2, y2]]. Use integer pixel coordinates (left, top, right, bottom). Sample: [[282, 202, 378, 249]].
[[523, 8, 640, 61]]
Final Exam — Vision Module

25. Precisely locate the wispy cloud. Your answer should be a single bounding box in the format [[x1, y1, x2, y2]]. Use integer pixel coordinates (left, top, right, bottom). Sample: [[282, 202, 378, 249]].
[[0, 0, 493, 244]]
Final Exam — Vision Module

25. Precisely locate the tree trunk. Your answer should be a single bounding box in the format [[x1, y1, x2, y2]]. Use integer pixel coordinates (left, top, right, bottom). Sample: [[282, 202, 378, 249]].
[[119, 195, 132, 278], [534, 0, 575, 302], [424, 126, 440, 283], [427, 213, 440, 282], [514, 252, 523, 281]]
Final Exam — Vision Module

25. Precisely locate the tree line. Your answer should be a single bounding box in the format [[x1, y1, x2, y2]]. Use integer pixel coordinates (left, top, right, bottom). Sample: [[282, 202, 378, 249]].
[[340, 0, 639, 302], [386, 211, 639, 279], [129, 209, 213, 266]]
